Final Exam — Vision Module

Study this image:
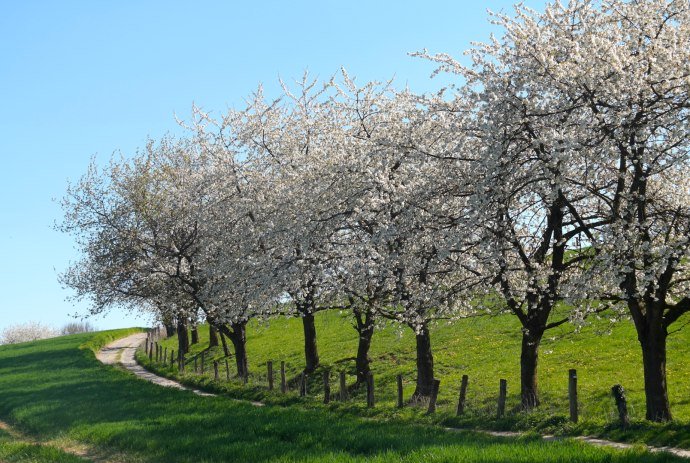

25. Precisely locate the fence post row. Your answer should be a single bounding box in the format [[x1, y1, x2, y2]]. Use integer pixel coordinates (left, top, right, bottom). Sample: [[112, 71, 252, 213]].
[[267, 361, 274, 390], [457, 374, 469, 416], [397, 374, 404, 408], [139, 343, 631, 427], [569, 369, 578, 423], [323, 371, 331, 404], [497, 379, 507, 418], [299, 372, 307, 397], [427, 379, 440, 414], [612, 384, 630, 427], [339, 371, 348, 401]]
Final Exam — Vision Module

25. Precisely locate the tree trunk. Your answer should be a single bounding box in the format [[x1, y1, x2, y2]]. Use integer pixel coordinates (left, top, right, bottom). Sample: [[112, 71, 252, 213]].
[[302, 313, 320, 373], [163, 322, 175, 339], [209, 324, 219, 348], [176, 319, 190, 358], [191, 324, 199, 345], [520, 326, 543, 409], [223, 321, 249, 378], [639, 322, 672, 422], [411, 324, 434, 401], [219, 330, 230, 357], [354, 308, 374, 385]]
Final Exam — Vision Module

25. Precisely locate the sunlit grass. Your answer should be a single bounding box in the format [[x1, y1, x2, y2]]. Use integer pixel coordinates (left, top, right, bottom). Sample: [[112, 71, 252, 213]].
[[0, 329, 685, 462], [150, 311, 690, 449]]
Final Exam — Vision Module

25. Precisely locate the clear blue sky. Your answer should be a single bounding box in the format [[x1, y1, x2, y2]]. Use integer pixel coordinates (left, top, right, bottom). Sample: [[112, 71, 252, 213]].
[[0, 1, 544, 332]]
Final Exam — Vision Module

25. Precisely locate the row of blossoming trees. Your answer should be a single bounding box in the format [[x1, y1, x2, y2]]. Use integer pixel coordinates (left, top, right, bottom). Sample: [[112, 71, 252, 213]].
[[60, 0, 690, 422]]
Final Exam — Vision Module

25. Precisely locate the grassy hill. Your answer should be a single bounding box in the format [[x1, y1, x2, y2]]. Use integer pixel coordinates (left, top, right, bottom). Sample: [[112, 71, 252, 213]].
[[147, 311, 690, 449], [0, 327, 685, 462]]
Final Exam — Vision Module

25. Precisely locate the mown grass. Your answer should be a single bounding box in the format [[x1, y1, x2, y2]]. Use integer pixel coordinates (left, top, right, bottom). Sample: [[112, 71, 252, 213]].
[[0, 427, 88, 463], [147, 311, 690, 449], [0, 330, 685, 462]]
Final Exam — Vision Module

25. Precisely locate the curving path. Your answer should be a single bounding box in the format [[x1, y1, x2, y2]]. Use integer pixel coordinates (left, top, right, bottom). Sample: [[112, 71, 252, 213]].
[[96, 333, 215, 397], [97, 333, 689, 459]]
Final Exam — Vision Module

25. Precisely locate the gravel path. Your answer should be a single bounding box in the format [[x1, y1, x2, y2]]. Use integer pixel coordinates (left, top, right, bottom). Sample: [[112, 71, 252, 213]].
[[96, 333, 214, 397], [97, 333, 689, 460], [464, 429, 690, 459]]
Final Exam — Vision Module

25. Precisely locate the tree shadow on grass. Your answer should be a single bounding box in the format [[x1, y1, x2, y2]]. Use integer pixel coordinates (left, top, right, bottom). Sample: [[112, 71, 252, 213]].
[[0, 337, 685, 463]]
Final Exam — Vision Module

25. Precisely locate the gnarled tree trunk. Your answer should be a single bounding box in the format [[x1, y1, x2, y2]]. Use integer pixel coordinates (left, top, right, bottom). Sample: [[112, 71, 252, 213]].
[[520, 326, 544, 409], [638, 314, 672, 422], [163, 321, 175, 339], [176, 318, 190, 359], [221, 321, 249, 379], [219, 330, 230, 357], [410, 323, 434, 401], [191, 324, 199, 345], [354, 307, 375, 385], [209, 324, 219, 347], [302, 312, 320, 373]]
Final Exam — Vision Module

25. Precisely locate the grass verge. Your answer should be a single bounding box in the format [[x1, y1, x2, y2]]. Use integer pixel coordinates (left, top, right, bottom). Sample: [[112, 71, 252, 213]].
[[0, 330, 685, 462], [147, 311, 690, 450]]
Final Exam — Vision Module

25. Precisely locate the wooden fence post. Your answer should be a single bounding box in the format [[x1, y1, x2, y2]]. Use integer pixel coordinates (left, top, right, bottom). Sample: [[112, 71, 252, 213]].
[[300, 372, 307, 397], [339, 371, 348, 401], [225, 359, 230, 381], [164, 347, 168, 365], [145, 339, 149, 356], [323, 371, 331, 404], [397, 374, 404, 408], [212, 361, 218, 381], [201, 352, 205, 374], [611, 384, 630, 427], [170, 349, 174, 366], [280, 361, 287, 393], [427, 379, 441, 414], [497, 379, 507, 418], [267, 361, 274, 390], [366, 373, 375, 408], [569, 369, 578, 423], [457, 374, 469, 416]]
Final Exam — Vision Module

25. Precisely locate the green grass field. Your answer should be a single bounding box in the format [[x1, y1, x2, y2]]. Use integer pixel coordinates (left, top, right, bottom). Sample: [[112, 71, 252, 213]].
[[0, 427, 89, 463], [146, 311, 690, 449], [0, 327, 686, 462]]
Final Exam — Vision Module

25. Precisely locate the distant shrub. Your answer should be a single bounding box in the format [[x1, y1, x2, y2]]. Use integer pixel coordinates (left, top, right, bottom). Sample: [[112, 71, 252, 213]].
[[0, 322, 58, 345], [60, 321, 96, 335]]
